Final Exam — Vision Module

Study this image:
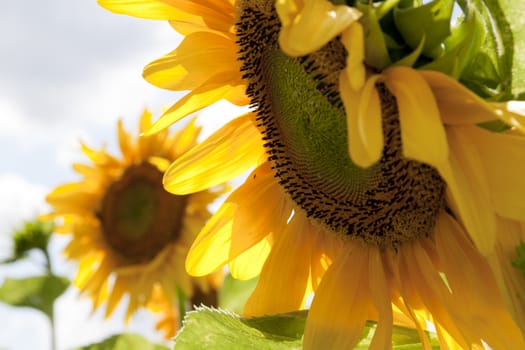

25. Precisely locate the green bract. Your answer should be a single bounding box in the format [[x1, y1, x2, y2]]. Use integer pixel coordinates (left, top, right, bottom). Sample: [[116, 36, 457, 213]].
[[394, 0, 454, 58], [344, 0, 525, 100]]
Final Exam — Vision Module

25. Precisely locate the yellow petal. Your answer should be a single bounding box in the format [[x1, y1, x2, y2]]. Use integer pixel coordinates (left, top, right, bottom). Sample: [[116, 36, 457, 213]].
[[437, 125, 496, 254], [46, 183, 100, 215], [309, 228, 341, 291], [384, 66, 449, 167], [228, 238, 271, 280], [161, 0, 234, 20], [227, 165, 292, 280], [117, 119, 134, 161], [435, 213, 525, 349], [143, 32, 239, 91], [168, 17, 234, 37], [465, 126, 525, 221], [488, 216, 525, 332], [185, 203, 234, 276], [277, 0, 361, 56], [98, 0, 185, 19], [340, 73, 383, 167], [400, 239, 469, 347], [163, 113, 264, 194], [166, 117, 201, 156], [137, 109, 169, 159], [106, 275, 128, 317], [421, 70, 516, 126], [356, 76, 383, 165], [81, 143, 120, 167], [138, 108, 153, 133], [340, 21, 365, 91], [304, 243, 369, 350], [73, 254, 103, 290], [244, 214, 313, 316], [163, 0, 235, 34], [228, 163, 289, 258], [368, 248, 393, 349], [144, 74, 247, 135]]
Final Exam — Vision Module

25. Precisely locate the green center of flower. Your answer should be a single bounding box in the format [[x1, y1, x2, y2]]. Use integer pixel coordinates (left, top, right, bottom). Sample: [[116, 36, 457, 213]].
[[99, 162, 187, 262], [237, 2, 446, 248]]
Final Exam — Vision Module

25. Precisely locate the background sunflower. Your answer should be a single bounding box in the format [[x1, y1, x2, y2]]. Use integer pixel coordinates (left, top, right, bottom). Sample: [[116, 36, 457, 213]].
[[45, 110, 225, 327]]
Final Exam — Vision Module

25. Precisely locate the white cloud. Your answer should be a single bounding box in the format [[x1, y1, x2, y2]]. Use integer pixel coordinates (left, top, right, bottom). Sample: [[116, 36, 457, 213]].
[[0, 0, 182, 188]]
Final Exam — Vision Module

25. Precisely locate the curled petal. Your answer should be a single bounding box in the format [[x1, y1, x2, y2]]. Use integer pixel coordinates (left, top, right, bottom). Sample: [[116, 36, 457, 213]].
[[385, 66, 449, 168], [340, 73, 383, 167], [277, 0, 361, 56]]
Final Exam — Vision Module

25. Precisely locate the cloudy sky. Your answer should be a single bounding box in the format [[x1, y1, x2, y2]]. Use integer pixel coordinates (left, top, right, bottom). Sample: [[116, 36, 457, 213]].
[[0, 1, 240, 349]]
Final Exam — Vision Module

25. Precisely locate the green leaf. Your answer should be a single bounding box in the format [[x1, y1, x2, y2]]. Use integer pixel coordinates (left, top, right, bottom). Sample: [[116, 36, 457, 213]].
[[458, 0, 520, 99], [74, 333, 169, 350], [217, 274, 258, 314], [173, 307, 304, 350], [242, 310, 308, 341], [173, 307, 440, 350], [394, 0, 454, 58], [0, 275, 69, 318], [497, 0, 525, 97]]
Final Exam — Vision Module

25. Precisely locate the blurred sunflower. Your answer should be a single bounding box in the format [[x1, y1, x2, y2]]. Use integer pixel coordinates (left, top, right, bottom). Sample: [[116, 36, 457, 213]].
[[45, 110, 224, 323], [99, 0, 525, 348]]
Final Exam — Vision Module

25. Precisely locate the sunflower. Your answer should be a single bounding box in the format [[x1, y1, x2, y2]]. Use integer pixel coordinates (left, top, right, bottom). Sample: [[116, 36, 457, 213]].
[[99, 0, 525, 348], [45, 109, 224, 323]]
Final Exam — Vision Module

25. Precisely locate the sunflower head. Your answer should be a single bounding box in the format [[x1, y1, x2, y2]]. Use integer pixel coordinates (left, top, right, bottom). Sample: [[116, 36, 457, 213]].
[[237, 1, 448, 249], [45, 110, 225, 321]]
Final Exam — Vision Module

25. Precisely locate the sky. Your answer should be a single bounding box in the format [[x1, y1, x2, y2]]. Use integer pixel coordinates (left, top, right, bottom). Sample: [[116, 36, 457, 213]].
[[0, 1, 242, 349]]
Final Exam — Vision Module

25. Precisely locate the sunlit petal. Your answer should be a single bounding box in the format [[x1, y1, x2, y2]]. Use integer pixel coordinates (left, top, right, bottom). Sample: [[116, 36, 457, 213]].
[[163, 113, 265, 194]]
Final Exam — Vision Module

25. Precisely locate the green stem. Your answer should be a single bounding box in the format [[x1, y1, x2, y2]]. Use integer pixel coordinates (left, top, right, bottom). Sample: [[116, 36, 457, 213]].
[[176, 287, 187, 328], [42, 249, 53, 276], [43, 248, 57, 350], [376, 0, 402, 20], [49, 307, 57, 350]]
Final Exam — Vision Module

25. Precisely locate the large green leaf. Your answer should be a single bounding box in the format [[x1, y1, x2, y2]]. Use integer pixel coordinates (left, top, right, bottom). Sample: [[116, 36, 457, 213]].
[[173, 307, 440, 350], [173, 307, 303, 350], [0, 275, 69, 318], [74, 333, 168, 350], [217, 274, 258, 314], [498, 0, 525, 97], [459, 0, 525, 99]]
